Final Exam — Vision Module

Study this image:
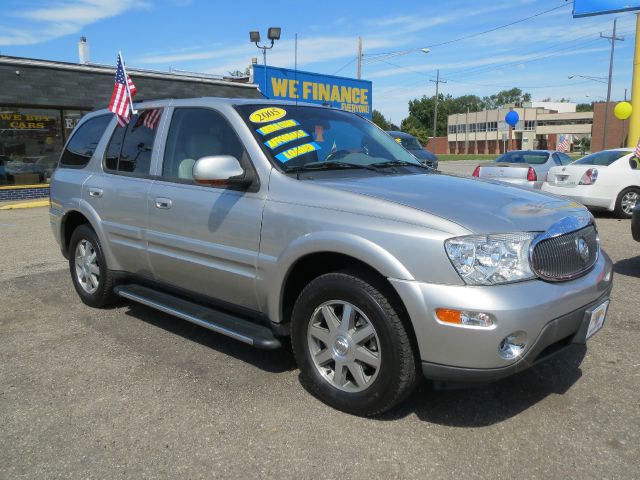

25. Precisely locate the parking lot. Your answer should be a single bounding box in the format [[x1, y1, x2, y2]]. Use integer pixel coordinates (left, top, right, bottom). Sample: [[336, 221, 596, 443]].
[[1, 162, 639, 479]]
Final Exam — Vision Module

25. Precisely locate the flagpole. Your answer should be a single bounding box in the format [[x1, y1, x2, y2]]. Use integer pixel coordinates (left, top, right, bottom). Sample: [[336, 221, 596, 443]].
[[118, 51, 137, 115]]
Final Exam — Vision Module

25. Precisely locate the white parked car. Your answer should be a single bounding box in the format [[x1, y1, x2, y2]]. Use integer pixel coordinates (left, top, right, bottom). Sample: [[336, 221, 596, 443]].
[[542, 148, 639, 218]]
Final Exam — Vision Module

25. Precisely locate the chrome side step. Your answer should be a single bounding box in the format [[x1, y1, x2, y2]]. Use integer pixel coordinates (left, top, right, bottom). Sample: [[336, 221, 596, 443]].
[[114, 284, 282, 349]]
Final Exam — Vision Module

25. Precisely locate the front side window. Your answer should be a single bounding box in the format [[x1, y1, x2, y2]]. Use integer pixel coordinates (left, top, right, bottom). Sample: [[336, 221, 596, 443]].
[[236, 105, 420, 170], [396, 136, 422, 151], [104, 109, 162, 175], [574, 150, 628, 166], [60, 114, 111, 167], [161, 108, 247, 181]]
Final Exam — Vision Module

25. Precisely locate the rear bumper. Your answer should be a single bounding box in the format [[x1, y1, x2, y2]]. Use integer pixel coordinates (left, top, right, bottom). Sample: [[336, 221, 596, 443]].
[[489, 178, 542, 189], [420, 288, 611, 383], [541, 183, 614, 210]]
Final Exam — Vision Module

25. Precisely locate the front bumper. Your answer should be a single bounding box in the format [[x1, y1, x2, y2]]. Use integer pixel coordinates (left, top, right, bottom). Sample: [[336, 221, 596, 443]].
[[389, 251, 613, 379], [420, 289, 611, 383]]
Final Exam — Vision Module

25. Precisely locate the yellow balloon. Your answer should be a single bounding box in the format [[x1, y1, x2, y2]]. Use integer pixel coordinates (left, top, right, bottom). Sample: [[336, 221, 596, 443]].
[[614, 101, 632, 120]]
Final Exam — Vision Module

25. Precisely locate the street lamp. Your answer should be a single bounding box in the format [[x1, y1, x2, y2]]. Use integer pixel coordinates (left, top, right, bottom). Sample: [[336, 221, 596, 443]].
[[250, 27, 281, 98], [568, 74, 608, 84]]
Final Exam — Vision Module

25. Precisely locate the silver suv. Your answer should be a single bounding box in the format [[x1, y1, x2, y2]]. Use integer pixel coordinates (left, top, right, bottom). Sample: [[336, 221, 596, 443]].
[[50, 98, 613, 416]]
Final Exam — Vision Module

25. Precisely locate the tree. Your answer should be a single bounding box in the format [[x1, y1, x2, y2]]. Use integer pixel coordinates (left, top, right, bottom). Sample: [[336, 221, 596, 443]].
[[228, 67, 250, 77], [482, 88, 531, 109], [372, 109, 392, 130], [576, 103, 594, 112]]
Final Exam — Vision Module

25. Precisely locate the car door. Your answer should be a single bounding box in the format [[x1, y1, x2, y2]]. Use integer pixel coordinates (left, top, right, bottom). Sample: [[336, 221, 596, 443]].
[[145, 107, 265, 310], [85, 110, 164, 277]]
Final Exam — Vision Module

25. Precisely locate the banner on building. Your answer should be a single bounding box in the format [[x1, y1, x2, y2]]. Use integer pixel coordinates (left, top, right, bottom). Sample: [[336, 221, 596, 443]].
[[252, 65, 373, 119], [573, 0, 640, 18]]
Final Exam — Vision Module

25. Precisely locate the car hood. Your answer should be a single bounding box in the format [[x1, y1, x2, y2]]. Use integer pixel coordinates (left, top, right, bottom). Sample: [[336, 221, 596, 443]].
[[410, 149, 437, 161], [316, 172, 589, 233]]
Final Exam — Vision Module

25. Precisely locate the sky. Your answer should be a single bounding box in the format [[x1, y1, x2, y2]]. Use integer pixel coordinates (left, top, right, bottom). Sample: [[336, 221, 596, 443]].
[[1, 0, 638, 124]]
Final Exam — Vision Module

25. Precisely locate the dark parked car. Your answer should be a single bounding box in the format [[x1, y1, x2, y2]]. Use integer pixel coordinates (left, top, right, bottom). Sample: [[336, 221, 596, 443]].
[[387, 131, 438, 169], [632, 203, 640, 241]]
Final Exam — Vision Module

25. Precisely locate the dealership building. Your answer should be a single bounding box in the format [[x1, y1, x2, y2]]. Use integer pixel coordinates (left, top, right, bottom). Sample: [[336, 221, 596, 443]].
[[0, 53, 261, 201]]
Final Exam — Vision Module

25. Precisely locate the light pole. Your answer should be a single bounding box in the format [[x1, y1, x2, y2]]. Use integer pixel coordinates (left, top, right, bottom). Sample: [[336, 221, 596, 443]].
[[600, 20, 624, 150], [250, 27, 281, 98], [568, 74, 608, 84]]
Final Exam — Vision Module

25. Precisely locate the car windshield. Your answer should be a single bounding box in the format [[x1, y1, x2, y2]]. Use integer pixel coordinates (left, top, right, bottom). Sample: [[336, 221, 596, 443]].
[[396, 136, 422, 150], [236, 105, 421, 171], [495, 151, 549, 165], [573, 150, 629, 166]]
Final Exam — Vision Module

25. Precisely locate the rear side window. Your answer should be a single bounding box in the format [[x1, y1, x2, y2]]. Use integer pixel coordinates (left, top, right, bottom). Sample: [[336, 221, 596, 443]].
[[104, 109, 162, 175], [59, 115, 111, 167]]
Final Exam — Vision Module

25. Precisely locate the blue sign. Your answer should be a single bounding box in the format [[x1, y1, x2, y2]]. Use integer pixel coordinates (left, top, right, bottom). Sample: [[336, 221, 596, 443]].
[[253, 64, 373, 119], [573, 0, 640, 17]]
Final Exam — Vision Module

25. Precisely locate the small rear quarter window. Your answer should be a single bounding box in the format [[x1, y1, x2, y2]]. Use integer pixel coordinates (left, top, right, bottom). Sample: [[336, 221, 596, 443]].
[[59, 114, 111, 167]]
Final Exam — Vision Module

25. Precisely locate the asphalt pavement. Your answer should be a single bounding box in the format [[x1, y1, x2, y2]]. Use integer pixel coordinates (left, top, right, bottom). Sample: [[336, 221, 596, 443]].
[[1, 165, 639, 479]]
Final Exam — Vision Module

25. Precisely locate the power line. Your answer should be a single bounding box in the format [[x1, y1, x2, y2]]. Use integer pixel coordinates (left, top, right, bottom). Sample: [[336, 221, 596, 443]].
[[332, 57, 357, 75], [423, 2, 571, 49], [361, 1, 570, 65]]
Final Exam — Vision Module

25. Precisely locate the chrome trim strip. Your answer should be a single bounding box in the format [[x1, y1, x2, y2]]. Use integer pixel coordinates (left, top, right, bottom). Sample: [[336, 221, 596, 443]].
[[117, 290, 255, 346]]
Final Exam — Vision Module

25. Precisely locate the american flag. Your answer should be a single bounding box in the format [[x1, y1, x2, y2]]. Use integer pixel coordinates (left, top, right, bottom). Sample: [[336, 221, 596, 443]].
[[635, 137, 640, 158], [109, 53, 137, 127], [556, 134, 571, 152], [142, 108, 162, 129]]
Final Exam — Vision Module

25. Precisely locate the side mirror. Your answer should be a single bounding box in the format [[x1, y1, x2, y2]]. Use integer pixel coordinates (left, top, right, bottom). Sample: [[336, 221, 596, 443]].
[[193, 155, 251, 187], [630, 157, 639, 170]]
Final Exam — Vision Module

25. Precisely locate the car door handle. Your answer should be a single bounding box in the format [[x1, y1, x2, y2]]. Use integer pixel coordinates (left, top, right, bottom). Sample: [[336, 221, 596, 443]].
[[155, 197, 172, 209], [88, 188, 103, 198]]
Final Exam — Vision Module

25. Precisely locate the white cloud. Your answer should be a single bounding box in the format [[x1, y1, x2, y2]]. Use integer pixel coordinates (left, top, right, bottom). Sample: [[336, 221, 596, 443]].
[[0, 0, 148, 46]]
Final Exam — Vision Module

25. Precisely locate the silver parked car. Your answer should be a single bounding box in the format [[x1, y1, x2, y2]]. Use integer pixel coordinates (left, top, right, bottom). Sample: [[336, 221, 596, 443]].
[[473, 150, 573, 189], [50, 99, 613, 416]]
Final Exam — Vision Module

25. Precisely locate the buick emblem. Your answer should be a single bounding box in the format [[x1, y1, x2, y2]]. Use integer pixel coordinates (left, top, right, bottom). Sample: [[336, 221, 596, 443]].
[[576, 237, 589, 263]]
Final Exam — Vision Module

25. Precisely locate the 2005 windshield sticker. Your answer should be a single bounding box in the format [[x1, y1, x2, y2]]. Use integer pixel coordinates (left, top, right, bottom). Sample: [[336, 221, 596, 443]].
[[275, 142, 322, 162], [249, 107, 287, 124], [256, 119, 299, 136], [265, 129, 310, 150]]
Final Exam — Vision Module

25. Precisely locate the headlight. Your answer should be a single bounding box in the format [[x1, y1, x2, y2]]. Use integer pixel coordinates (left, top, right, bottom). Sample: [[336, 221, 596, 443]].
[[444, 232, 538, 285]]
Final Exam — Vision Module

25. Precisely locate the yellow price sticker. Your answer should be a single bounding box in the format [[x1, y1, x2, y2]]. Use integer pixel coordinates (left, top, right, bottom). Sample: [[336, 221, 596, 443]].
[[249, 107, 287, 123]]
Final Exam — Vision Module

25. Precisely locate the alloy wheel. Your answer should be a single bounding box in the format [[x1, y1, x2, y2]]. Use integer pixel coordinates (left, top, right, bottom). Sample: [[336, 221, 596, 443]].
[[74, 239, 100, 294]]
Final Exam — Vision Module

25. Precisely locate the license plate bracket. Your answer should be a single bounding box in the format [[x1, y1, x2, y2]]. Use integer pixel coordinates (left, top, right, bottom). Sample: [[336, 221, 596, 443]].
[[586, 300, 609, 340]]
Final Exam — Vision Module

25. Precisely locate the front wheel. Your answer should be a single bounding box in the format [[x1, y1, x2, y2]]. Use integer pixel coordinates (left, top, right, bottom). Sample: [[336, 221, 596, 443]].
[[291, 272, 418, 416], [615, 187, 640, 218]]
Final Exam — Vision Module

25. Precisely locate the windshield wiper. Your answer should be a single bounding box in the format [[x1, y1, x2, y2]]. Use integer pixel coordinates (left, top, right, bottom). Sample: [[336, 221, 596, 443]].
[[369, 160, 429, 169], [283, 161, 383, 173]]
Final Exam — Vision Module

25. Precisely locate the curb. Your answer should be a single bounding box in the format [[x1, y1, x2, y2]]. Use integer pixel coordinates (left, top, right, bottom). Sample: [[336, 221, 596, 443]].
[[0, 200, 49, 210]]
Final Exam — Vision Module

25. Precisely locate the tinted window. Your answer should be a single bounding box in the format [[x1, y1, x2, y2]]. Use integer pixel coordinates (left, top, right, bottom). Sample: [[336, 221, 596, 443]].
[[495, 151, 549, 165], [552, 153, 562, 166], [559, 152, 573, 165], [59, 115, 111, 167], [574, 150, 628, 166], [162, 108, 246, 181], [104, 109, 162, 175]]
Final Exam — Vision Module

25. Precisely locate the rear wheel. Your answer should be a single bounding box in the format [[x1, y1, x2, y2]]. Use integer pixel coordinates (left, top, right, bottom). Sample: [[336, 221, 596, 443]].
[[68, 224, 117, 307], [615, 187, 640, 218], [291, 271, 418, 416]]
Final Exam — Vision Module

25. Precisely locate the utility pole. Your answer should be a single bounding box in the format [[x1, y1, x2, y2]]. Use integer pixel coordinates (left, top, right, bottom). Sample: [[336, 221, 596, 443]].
[[601, 19, 624, 150], [429, 69, 447, 140], [465, 106, 469, 154], [357, 36, 362, 80]]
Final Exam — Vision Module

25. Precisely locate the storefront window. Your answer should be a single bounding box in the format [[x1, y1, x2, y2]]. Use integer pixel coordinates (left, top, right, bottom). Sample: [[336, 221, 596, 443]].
[[0, 106, 65, 185]]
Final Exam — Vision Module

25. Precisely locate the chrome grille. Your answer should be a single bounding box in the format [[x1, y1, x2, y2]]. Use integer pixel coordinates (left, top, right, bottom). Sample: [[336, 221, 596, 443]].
[[531, 225, 599, 281]]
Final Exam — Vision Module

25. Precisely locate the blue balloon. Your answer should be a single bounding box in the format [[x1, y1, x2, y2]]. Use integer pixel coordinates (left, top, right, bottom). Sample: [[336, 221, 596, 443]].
[[505, 111, 519, 127]]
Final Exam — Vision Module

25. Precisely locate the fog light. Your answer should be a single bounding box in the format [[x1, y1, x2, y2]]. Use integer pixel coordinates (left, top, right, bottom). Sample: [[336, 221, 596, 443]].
[[436, 308, 494, 327], [498, 331, 527, 359]]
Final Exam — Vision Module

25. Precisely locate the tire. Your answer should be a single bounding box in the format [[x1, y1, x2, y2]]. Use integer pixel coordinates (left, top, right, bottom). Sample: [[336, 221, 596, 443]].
[[291, 271, 418, 416], [614, 187, 640, 218], [68, 224, 118, 308]]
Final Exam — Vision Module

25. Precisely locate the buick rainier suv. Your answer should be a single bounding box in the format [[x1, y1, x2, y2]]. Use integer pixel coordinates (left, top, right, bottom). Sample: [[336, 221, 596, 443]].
[[50, 98, 613, 416]]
